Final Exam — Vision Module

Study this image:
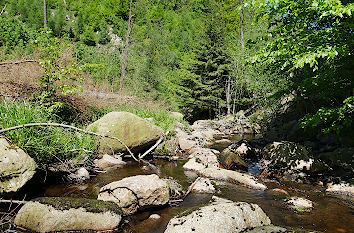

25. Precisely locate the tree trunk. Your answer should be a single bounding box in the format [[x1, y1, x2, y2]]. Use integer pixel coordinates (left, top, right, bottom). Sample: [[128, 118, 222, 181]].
[[226, 75, 231, 115], [119, 0, 133, 92], [43, 0, 48, 28], [240, 0, 244, 52]]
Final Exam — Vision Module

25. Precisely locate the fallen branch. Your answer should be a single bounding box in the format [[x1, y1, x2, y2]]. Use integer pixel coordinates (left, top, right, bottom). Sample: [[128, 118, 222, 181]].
[[0, 122, 138, 162], [0, 4, 6, 17], [182, 177, 201, 200], [0, 60, 38, 66], [139, 131, 169, 160], [0, 200, 28, 205]]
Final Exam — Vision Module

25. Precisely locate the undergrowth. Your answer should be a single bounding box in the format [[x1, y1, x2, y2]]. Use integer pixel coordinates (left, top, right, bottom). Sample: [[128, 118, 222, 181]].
[[0, 99, 96, 169]]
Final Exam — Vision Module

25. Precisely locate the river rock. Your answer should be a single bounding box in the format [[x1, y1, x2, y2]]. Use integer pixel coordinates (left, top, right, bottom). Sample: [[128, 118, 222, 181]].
[[87, 112, 164, 153], [0, 138, 36, 193], [285, 197, 313, 212], [164, 178, 185, 198], [97, 174, 169, 215], [192, 177, 215, 193], [183, 148, 219, 172], [68, 167, 90, 181], [14, 197, 122, 232], [241, 225, 288, 232], [326, 182, 354, 196], [261, 141, 327, 180], [165, 196, 271, 233], [219, 147, 248, 170], [169, 112, 184, 120], [199, 167, 267, 190], [94, 154, 126, 170]]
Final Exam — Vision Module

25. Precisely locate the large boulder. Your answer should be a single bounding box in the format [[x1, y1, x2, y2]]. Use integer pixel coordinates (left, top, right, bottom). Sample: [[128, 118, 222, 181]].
[[165, 196, 271, 233], [14, 197, 122, 232], [198, 167, 267, 190], [261, 141, 328, 180], [97, 174, 169, 215], [87, 112, 164, 153], [0, 138, 36, 193]]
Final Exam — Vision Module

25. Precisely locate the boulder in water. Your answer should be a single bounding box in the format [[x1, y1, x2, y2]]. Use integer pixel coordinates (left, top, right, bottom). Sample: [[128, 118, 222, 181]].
[[14, 197, 122, 232], [165, 196, 271, 233], [97, 174, 169, 215], [199, 167, 267, 190]]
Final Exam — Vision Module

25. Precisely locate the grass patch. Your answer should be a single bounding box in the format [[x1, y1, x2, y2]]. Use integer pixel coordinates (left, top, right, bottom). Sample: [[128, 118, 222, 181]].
[[0, 99, 96, 169]]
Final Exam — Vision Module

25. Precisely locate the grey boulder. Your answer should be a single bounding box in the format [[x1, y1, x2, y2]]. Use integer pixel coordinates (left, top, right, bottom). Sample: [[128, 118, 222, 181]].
[[165, 196, 271, 233], [98, 174, 169, 215]]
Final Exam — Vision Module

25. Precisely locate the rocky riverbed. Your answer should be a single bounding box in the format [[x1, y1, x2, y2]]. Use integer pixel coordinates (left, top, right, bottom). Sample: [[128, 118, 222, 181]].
[[1, 111, 353, 232]]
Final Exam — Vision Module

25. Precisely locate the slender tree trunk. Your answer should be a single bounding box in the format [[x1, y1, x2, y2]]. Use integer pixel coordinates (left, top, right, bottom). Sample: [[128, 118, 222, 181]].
[[226, 75, 231, 115], [43, 0, 48, 28], [240, 0, 244, 53], [120, 0, 133, 92]]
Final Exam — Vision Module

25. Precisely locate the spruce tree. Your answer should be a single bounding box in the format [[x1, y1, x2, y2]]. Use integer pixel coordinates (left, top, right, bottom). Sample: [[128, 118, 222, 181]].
[[177, 12, 230, 121]]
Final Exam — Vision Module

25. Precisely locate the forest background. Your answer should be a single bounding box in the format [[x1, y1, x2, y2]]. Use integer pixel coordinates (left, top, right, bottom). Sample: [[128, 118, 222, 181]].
[[0, 0, 353, 134]]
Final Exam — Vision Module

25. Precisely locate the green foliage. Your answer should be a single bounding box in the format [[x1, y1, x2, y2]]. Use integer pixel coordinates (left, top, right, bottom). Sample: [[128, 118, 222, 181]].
[[0, 18, 32, 52], [250, 0, 354, 132], [301, 96, 354, 134], [0, 100, 96, 169]]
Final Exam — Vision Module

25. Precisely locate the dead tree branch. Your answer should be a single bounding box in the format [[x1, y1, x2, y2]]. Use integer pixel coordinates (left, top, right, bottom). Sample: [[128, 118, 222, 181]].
[[139, 131, 169, 160], [0, 4, 6, 16], [0, 123, 138, 162], [0, 60, 38, 66]]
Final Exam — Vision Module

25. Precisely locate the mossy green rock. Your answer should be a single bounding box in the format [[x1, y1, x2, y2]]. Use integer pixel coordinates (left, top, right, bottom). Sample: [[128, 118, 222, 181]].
[[0, 138, 36, 193], [14, 197, 122, 233], [87, 112, 164, 153]]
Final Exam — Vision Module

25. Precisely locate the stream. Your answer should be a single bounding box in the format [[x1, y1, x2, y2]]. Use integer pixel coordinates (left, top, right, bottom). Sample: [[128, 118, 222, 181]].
[[6, 136, 354, 233], [44, 164, 354, 232]]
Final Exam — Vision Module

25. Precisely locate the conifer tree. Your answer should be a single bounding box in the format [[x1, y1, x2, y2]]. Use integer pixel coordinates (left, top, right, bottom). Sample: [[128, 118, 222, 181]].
[[177, 11, 230, 121]]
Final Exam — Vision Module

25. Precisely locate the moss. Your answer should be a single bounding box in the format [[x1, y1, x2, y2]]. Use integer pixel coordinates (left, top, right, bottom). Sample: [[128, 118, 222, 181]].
[[32, 197, 122, 215], [290, 206, 311, 213], [210, 181, 219, 189]]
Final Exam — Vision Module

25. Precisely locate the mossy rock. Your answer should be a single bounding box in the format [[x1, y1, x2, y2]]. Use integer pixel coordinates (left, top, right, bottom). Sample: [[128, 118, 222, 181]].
[[218, 147, 248, 171], [32, 197, 122, 214], [87, 112, 164, 153], [14, 197, 122, 232]]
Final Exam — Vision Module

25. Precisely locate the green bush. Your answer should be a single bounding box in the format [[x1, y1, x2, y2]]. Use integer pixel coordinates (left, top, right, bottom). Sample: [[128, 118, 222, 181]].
[[0, 18, 32, 52], [0, 100, 96, 169]]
